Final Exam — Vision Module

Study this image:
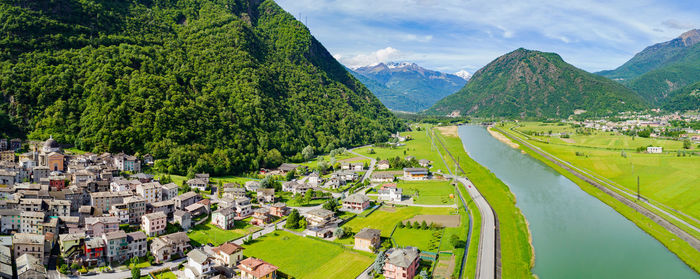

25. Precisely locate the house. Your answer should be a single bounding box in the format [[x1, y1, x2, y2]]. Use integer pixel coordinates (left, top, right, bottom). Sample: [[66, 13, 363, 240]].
[[90, 191, 133, 212], [101, 230, 128, 263], [212, 242, 244, 268], [277, 163, 299, 174], [185, 249, 215, 279], [305, 208, 336, 229], [377, 160, 390, 170], [383, 247, 420, 279], [371, 173, 395, 183], [418, 159, 430, 168], [16, 253, 47, 279], [351, 163, 364, 171], [307, 172, 322, 186], [195, 173, 210, 184], [0, 170, 15, 187], [647, 146, 663, 154], [122, 196, 147, 224], [269, 202, 288, 217], [143, 154, 154, 165], [127, 231, 148, 258], [186, 178, 207, 191], [334, 170, 358, 182], [324, 177, 344, 189], [0, 209, 21, 234], [136, 182, 162, 203], [402, 168, 428, 180], [84, 216, 119, 237], [354, 228, 381, 252], [378, 184, 403, 202], [150, 232, 191, 263], [0, 245, 11, 279], [109, 203, 129, 224], [13, 233, 45, 265], [46, 152, 65, 172], [173, 210, 192, 230], [185, 203, 208, 217], [250, 208, 270, 226], [20, 211, 45, 234], [211, 206, 236, 230], [174, 191, 201, 210], [282, 180, 311, 195], [342, 194, 370, 212], [222, 187, 247, 200], [142, 211, 167, 237], [84, 237, 105, 266], [238, 257, 278, 279], [150, 200, 175, 217], [161, 183, 179, 201], [113, 153, 141, 173], [58, 233, 85, 261], [256, 189, 275, 204], [48, 200, 71, 217], [244, 181, 261, 192]]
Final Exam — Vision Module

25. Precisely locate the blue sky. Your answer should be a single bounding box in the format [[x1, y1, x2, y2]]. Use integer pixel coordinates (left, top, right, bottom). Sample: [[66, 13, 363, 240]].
[[275, 0, 700, 74]]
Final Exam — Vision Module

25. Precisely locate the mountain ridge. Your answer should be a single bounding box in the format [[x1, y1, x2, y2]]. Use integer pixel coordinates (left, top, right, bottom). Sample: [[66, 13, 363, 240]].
[[427, 48, 648, 118]]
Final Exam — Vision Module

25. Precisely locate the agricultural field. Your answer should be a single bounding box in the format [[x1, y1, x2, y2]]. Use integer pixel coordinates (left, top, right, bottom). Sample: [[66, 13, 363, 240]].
[[400, 180, 456, 205], [343, 206, 456, 237], [392, 227, 443, 252], [508, 122, 700, 221], [354, 129, 451, 173], [187, 222, 261, 247], [242, 231, 373, 279]]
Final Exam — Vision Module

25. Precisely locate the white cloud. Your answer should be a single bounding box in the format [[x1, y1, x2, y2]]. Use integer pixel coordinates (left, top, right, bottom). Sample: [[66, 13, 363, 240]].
[[339, 47, 404, 69]]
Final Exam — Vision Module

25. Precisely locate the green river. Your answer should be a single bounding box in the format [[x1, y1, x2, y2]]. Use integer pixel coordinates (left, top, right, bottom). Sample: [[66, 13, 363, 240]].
[[458, 125, 698, 279]]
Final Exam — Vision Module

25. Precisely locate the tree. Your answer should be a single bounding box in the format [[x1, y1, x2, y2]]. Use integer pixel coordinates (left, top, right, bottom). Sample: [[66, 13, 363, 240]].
[[413, 221, 420, 229], [421, 220, 428, 230], [59, 264, 69, 274], [302, 145, 314, 161], [323, 199, 339, 212], [285, 169, 296, 181], [405, 221, 412, 229], [683, 139, 692, 149], [334, 227, 345, 238], [217, 180, 224, 198], [131, 258, 141, 279], [373, 251, 386, 274], [397, 221, 404, 229], [419, 270, 429, 279], [285, 209, 300, 229], [71, 262, 80, 271], [451, 234, 464, 248], [299, 217, 307, 229]]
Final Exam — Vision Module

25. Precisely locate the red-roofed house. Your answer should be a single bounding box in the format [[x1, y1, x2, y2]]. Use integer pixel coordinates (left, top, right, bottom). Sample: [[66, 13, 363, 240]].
[[238, 257, 278, 279]]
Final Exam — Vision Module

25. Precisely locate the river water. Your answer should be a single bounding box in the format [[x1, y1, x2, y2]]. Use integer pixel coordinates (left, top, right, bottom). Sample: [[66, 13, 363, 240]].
[[457, 125, 698, 279]]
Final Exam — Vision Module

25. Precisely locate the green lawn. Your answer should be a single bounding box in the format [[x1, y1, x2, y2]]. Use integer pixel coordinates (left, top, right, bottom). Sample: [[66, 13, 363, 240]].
[[433, 126, 535, 279], [392, 227, 442, 252], [187, 222, 261, 247], [242, 231, 373, 279], [141, 271, 177, 279], [354, 129, 451, 174], [344, 206, 455, 237], [400, 180, 456, 205]]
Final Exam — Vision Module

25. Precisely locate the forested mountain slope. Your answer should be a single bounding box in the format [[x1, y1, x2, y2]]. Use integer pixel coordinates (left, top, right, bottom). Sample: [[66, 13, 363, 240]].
[[426, 48, 647, 118], [0, 0, 400, 175]]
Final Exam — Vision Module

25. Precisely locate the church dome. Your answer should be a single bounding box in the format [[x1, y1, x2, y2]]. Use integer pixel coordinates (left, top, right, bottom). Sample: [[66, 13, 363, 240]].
[[43, 136, 59, 150]]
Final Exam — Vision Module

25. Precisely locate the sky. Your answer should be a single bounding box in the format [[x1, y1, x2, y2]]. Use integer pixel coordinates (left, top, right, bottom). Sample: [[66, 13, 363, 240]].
[[275, 0, 700, 74]]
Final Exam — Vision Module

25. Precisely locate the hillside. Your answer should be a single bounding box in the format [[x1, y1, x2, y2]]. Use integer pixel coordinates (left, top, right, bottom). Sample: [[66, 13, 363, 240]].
[[426, 48, 647, 118], [0, 0, 400, 175], [597, 29, 700, 104], [352, 62, 467, 112], [662, 81, 700, 112]]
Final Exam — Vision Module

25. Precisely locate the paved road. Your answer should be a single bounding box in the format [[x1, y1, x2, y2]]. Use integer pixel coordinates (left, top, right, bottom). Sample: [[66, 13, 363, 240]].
[[500, 127, 700, 250], [430, 127, 497, 279], [347, 148, 377, 183]]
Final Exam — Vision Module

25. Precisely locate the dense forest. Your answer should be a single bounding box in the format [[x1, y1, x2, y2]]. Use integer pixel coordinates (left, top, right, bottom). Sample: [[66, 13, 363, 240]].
[[426, 48, 647, 118], [0, 0, 401, 175]]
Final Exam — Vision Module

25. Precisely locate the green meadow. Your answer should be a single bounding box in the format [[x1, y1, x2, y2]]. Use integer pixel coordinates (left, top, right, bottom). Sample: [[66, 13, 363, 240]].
[[400, 180, 456, 205], [344, 206, 455, 237]]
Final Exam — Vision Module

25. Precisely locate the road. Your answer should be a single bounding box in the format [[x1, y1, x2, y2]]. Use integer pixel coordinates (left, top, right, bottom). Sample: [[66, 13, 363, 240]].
[[499, 127, 700, 251], [430, 127, 497, 279], [347, 148, 377, 183]]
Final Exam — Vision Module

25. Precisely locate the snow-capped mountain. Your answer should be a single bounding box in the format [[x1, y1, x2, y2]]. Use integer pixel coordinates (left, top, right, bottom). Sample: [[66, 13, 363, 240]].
[[350, 62, 467, 112], [455, 70, 472, 81]]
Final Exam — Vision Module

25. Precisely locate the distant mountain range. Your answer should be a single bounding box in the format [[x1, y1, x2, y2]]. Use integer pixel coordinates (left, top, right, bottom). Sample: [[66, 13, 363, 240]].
[[426, 48, 647, 118], [597, 29, 700, 105], [349, 62, 467, 112]]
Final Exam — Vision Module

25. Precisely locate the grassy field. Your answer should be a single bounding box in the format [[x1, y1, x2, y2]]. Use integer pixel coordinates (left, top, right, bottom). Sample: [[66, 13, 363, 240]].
[[496, 126, 700, 273], [242, 231, 373, 279], [344, 206, 456, 237], [187, 222, 261, 246], [509, 122, 700, 223], [400, 180, 456, 205], [392, 227, 442, 252], [433, 126, 535, 279], [354, 129, 451, 174], [141, 271, 177, 279]]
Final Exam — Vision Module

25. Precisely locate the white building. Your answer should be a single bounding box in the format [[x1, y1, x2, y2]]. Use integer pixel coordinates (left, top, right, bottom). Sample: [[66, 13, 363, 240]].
[[647, 146, 663, 154]]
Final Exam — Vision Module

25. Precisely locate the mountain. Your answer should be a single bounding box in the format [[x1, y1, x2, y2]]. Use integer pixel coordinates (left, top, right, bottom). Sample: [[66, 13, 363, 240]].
[[427, 48, 647, 118], [662, 81, 700, 112], [0, 0, 400, 175], [454, 70, 472, 80], [352, 62, 467, 112], [598, 29, 700, 104]]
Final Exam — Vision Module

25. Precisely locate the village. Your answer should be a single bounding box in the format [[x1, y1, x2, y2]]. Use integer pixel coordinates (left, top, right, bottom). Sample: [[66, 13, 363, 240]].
[[0, 131, 466, 279]]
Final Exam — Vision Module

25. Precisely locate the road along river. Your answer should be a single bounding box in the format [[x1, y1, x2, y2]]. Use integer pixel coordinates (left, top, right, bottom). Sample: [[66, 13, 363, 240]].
[[457, 125, 697, 279]]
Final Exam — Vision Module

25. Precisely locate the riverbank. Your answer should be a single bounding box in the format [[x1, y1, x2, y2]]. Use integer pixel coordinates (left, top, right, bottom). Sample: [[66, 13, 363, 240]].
[[493, 126, 700, 273], [434, 126, 535, 278], [487, 126, 519, 149]]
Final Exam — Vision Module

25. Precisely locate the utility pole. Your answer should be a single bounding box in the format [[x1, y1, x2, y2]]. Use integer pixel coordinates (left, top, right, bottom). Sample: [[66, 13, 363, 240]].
[[637, 176, 640, 201]]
